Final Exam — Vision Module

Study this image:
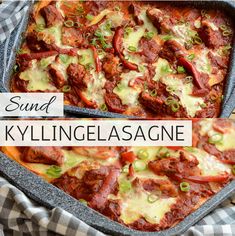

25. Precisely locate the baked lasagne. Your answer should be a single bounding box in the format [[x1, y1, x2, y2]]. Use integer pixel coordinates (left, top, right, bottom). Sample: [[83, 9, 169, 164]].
[[2, 119, 235, 231], [11, 0, 234, 118]]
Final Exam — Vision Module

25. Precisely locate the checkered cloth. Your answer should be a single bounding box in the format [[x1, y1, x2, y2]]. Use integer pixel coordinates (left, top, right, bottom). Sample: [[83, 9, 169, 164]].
[[1, 1, 235, 236]]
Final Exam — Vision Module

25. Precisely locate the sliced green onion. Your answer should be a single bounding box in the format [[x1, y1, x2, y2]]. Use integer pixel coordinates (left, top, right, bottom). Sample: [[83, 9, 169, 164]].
[[138, 65, 145, 72], [220, 24, 228, 31], [97, 49, 105, 56], [90, 38, 97, 46], [184, 147, 196, 152], [188, 54, 195, 61], [64, 20, 74, 28], [184, 41, 193, 50], [161, 65, 173, 73], [85, 63, 93, 70], [166, 86, 175, 93], [180, 182, 190, 192], [46, 165, 62, 178], [150, 89, 157, 97], [157, 147, 170, 158], [40, 58, 49, 68], [232, 165, 235, 175], [128, 46, 137, 52], [124, 27, 133, 37], [74, 22, 82, 28], [192, 35, 202, 45], [120, 180, 132, 193], [171, 101, 180, 112], [59, 54, 69, 64], [177, 66, 186, 74], [222, 30, 232, 37], [77, 6, 84, 14], [185, 76, 193, 83], [36, 24, 45, 32], [105, 20, 112, 30], [133, 160, 147, 172], [200, 102, 207, 108], [101, 41, 111, 50], [145, 31, 154, 40], [147, 193, 159, 203], [13, 64, 19, 73], [86, 14, 94, 21], [208, 133, 223, 144], [161, 35, 173, 41], [117, 83, 124, 91], [114, 6, 121, 11], [137, 149, 149, 160], [100, 104, 108, 111], [79, 199, 87, 205], [121, 165, 129, 173], [94, 30, 103, 38], [165, 96, 175, 105], [201, 9, 207, 16], [62, 85, 71, 93], [79, 55, 86, 63]]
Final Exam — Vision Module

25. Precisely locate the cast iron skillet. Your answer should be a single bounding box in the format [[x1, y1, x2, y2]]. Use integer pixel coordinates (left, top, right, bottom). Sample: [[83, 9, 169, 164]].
[[0, 150, 235, 236], [0, 1, 235, 118]]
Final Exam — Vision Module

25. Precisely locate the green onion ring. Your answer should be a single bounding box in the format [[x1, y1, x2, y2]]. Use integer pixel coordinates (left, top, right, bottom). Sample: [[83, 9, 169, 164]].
[[128, 46, 137, 52], [62, 85, 71, 93], [64, 20, 74, 28], [208, 133, 223, 144], [120, 180, 132, 193], [165, 96, 175, 105], [100, 104, 108, 111], [185, 76, 193, 83], [137, 149, 149, 160], [180, 182, 190, 192], [147, 193, 159, 203], [133, 160, 147, 172], [171, 101, 180, 112], [193, 35, 202, 45], [150, 89, 157, 97], [79, 199, 88, 205], [222, 30, 232, 37], [157, 147, 170, 158]]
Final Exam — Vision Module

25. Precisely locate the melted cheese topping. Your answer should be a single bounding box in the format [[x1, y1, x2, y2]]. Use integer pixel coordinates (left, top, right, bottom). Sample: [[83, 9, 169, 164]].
[[152, 58, 174, 81], [77, 49, 95, 67], [20, 60, 56, 91], [195, 49, 212, 74], [123, 27, 146, 50], [161, 75, 204, 117], [83, 70, 106, 106], [113, 71, 143, 106], [120, 191, 176, 224], [41, 24, 71, 49], [186, 148, 231, 176], [172, 23, 197, 46], [199, 119, 235, 152]]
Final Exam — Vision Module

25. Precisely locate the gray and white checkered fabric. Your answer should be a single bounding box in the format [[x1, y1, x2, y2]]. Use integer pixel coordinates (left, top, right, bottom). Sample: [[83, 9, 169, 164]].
[[0, 177, 105, 236], [1, 1, 235, 235], [0, 1, 30, 43]]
